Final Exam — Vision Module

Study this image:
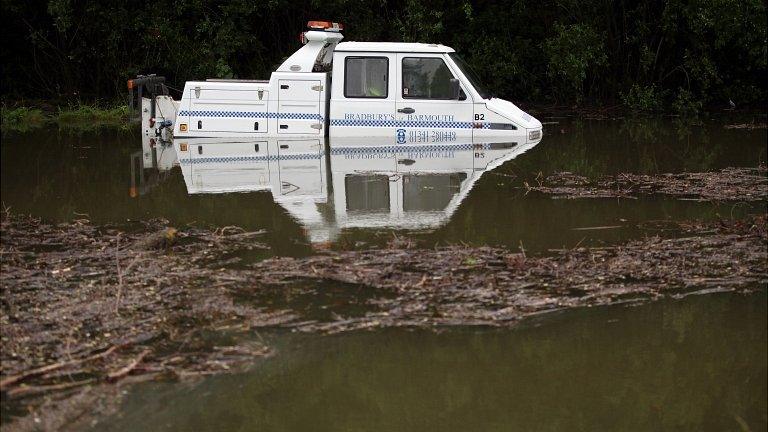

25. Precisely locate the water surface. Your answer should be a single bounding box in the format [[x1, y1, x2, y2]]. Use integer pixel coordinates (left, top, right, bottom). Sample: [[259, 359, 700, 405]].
[[1, 116, 765, 253], [98, 290, 767, 432], [1, 115, 766, 431]]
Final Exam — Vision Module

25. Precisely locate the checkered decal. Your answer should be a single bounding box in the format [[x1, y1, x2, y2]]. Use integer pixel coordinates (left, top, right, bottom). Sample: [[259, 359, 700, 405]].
[[276, 112, 323, 120], [178, 144, 498, 165], [179, 153, 322, 165], [330, 143, 478, 155], [330, 119, 492, 129], [178, 110, 322, 121]]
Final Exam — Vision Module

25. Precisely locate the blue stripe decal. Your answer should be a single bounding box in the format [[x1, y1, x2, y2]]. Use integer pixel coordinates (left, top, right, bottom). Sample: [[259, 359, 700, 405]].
[[330, 119, 491, 129], [178, 110, 322, 121], [179, 144, 498, 165], [330, 143, 479, 154], [179, 153, 322, 165]]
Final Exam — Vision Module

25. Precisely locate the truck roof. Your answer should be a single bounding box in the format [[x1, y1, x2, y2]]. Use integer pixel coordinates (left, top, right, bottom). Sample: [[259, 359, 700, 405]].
[[335, 42, 455, 54]]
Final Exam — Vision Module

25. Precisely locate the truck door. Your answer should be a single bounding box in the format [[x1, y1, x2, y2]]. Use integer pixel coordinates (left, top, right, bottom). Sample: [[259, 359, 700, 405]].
[[395, 53, 474, 145], [277, 80, 322, 134], [329, 53, 396, 139]]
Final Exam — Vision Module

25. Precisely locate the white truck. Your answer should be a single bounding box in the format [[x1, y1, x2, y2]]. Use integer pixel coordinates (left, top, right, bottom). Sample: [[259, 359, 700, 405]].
[[131, 20, 543, 147]]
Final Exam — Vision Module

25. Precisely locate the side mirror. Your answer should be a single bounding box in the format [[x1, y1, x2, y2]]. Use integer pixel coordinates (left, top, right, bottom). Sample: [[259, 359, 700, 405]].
[[449, 78, 461, 100]]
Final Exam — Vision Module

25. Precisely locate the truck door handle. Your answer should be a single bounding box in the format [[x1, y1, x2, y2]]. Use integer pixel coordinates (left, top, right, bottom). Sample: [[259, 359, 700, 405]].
[[397, 159, 415, 166], [280, 85, 289, 89], [397, 107, 415, 114], [280, 144, 289, 149]]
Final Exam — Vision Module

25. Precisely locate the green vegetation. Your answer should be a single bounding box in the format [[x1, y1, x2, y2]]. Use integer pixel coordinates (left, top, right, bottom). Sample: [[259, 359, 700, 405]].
[[1, 106, 48, 131], [543, 23, 607, 102], [56, 105, 131, 124], [0, 0, 765, 114], [621, 85, 664, 113]]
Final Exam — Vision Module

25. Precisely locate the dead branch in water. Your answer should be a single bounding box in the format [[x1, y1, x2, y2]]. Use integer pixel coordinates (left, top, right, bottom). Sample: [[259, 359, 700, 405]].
[[0, 346, 117, 390], [106, 350, 150, 382]]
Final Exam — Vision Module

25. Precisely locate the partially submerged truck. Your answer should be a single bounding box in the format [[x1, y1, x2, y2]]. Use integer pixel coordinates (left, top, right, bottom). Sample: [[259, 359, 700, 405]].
[[131, 20, 542, 147]]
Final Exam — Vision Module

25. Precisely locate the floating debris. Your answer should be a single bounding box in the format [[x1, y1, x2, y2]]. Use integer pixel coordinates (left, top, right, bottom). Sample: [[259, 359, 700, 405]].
[[0, 214, 282, 426], [723, 123, 767, 130], [526, 166, 767, 201], [245, 215, 767, 332], [1, 212, 766, 431]]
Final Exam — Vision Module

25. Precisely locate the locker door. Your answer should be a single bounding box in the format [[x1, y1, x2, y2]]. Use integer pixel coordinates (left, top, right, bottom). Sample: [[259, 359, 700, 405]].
[[189, 88, 269, 134], [277, 80, 322, 134]]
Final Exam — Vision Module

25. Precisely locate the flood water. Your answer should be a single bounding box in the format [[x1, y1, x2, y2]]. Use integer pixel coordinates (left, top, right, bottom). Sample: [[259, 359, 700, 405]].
[[1, 116, 766, 255], [100, 290, 767, 432], [1, 114, 766, 430]]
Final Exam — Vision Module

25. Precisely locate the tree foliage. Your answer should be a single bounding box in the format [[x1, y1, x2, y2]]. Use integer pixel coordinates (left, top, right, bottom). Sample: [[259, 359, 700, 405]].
[[0, 0, 765, 109]]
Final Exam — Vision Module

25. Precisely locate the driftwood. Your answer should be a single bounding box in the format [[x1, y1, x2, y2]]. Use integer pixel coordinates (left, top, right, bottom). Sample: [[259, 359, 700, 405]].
[[106, 350, 150, 382], [0, 346, 117, 390], [6, 378, 96, 399]]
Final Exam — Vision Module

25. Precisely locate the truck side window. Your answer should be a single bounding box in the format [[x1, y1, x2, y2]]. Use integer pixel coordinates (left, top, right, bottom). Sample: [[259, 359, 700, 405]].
[[344, 57, 388, 98], [402, 57, 455, 99]]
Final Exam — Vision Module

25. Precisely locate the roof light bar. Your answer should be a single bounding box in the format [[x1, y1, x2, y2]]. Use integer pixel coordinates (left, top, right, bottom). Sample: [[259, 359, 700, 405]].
[[307, 20, 343, 31]]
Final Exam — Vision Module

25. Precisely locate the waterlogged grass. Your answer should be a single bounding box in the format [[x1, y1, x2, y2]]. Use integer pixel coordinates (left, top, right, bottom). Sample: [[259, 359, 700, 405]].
[[1, 104, 134, 132], [1, 106, 49, 132], [56, 105, 131, 124]]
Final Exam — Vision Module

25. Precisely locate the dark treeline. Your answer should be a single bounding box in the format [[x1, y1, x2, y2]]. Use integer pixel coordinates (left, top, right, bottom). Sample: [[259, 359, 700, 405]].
[[1, 0, 765, 111]]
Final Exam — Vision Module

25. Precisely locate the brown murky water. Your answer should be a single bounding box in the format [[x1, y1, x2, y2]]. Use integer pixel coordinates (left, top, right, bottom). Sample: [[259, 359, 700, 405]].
[[1, 116, 766, 254], [98, 290, 767, 432], [1, 114, 766, 430]]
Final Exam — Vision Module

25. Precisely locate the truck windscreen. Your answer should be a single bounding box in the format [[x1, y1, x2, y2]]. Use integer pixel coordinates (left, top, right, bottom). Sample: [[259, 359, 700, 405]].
[[449, 53, 491, 100]]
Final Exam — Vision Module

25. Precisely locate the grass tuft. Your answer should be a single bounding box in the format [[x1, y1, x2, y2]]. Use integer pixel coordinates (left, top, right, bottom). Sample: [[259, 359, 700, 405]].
[[56, 104, 132, 124], [1, 103, 135, 132], [1, 106, 50, 131]]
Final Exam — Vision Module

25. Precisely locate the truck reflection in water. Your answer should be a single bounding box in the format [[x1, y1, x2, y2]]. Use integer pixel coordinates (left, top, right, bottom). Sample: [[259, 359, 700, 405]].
[[158, 136, 540, 242], [129, 132, 178, 197]]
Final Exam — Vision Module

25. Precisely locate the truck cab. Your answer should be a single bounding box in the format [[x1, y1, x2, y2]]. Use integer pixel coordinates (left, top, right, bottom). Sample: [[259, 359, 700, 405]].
[[329, 42, 541, 145], [139, 21, 541, 147]]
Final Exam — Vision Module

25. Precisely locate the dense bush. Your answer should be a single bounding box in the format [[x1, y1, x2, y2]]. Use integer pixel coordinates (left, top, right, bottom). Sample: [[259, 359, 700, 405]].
[[1, 0, 765, 111]]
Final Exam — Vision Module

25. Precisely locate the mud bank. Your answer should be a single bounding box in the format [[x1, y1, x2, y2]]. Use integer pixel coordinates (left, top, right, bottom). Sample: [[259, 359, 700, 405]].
[[1, 213, 766, 430]]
